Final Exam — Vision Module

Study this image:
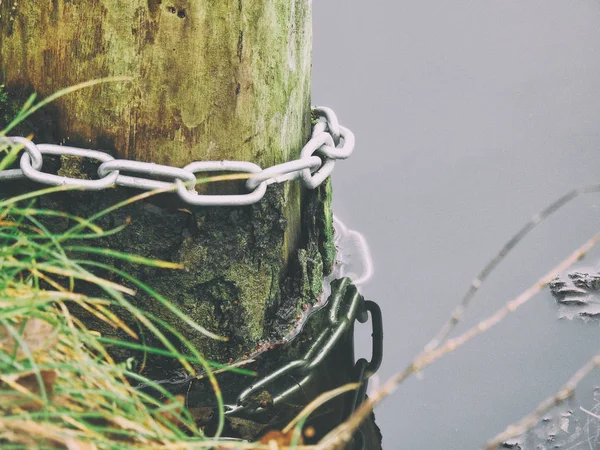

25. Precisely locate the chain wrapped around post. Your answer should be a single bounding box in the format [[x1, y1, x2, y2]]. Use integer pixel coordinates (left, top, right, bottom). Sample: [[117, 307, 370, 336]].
[[0, 107, 353, 205], [0, 105, 379, 444], [229, 278, 381, 417], [178, 277, 383, 444]]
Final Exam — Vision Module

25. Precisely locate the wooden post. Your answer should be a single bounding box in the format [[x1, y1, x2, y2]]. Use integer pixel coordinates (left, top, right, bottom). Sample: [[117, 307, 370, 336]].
[[0, 2, 383, 446], [0, 0, 335, 359], [0, 1, 312, 167]]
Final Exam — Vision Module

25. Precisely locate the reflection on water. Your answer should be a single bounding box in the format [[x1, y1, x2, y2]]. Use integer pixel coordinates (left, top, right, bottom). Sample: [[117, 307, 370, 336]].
[[333, 215, 374, 287]]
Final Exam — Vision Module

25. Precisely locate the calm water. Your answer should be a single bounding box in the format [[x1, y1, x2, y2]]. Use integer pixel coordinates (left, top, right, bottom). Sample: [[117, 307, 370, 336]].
[[313, 1, 600, 448]]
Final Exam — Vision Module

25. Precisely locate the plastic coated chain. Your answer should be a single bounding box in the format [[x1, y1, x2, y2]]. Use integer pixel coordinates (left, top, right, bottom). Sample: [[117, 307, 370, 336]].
[[0, 107, 354, 206]]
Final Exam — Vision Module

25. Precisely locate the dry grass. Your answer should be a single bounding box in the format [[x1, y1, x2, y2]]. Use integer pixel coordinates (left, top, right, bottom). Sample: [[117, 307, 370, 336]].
[[2, 81, 599, 450]]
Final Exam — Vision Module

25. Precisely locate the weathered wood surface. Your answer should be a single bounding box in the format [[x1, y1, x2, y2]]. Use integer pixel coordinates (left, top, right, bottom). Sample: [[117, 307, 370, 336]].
[[0, 3, 381, 447], [0, 0, 333, 363], [0, 1, 312, 167]]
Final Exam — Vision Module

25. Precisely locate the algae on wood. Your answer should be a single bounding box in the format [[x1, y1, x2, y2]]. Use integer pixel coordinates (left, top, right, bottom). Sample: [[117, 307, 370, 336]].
[[0, 0, 335, 362]]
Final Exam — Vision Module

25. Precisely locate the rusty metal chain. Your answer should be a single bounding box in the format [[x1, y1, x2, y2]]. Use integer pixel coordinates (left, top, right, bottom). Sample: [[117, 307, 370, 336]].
[[0, 107, 354, 206]]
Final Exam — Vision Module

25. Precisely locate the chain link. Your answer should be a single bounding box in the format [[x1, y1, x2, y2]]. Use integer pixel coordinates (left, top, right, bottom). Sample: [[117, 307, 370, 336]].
[[0, 107, 353, 206], [98, 159, 197, 191], [300, 130, 337, 189], [0, 137, 43, 181], [176, 160, 268, 206], [21, 144, 119, 190], [314, 106, 341, 145], [223, 278, 383, 421]]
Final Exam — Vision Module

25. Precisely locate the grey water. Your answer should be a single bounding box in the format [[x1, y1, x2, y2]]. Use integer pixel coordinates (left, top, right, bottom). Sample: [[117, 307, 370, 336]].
[[312, 1, 600, 449]]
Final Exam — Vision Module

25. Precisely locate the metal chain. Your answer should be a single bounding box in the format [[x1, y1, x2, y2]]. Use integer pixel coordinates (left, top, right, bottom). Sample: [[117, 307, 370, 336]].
[[0, 106, 354, 206], [344, 299, 383, 450], [223, 278, 383, 421]]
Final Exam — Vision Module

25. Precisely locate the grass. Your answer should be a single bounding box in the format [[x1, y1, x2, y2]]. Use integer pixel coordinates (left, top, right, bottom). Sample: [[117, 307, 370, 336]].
[[0, 82, 337, 450], [0, 181, 341, 449], [0, 175, 240, 448], [3, 79, 598, 450], [0, 81, 260, 449]]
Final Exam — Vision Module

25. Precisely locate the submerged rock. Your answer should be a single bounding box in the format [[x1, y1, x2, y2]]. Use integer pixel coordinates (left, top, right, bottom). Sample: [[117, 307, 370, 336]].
[[549, 268, 600, 320], [499, 441, 522, 449]]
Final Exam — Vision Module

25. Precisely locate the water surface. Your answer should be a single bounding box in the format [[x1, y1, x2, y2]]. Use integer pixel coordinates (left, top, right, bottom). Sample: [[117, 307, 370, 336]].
[[313, 1, 600, 448]]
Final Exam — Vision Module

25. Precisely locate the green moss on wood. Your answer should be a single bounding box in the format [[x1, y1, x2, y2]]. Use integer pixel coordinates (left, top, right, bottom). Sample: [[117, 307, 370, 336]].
[[3, 176, 332, 365], [0, 1, 337, 367], [0, 0, 312, 300], [0, 1, 312, 167]]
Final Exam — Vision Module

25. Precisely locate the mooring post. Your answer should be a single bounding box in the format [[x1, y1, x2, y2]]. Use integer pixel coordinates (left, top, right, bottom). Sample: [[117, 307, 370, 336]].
[[0, 2, 381, 446], [0, 0, 330, 360]]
